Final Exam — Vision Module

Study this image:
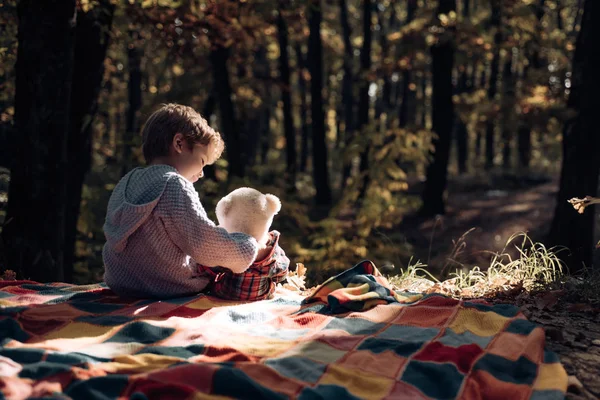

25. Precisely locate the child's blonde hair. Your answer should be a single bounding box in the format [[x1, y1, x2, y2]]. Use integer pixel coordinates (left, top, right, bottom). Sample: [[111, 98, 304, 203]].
[[141, 103, 224, 164]]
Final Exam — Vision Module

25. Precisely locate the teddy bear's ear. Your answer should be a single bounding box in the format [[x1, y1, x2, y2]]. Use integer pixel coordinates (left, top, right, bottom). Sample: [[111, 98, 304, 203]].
[[265, 194, 281, 215], [216, 196, 233, 220]]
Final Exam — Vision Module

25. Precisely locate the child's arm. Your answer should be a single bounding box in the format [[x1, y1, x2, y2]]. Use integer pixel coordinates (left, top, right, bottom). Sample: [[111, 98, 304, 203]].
[[158, 176, 259, 273]]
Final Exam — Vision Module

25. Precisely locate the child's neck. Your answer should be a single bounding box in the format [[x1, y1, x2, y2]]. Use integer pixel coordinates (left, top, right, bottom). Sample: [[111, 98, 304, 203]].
[[149, 157, 176, 168]]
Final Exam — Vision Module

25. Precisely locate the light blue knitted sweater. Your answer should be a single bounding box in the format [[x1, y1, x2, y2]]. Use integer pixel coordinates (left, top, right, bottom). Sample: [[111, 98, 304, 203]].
[[102, 165, 259, 298]]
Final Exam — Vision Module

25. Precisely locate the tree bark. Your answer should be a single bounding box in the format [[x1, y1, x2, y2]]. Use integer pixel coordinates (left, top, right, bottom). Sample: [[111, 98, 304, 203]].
[[277, 7, 296, 191], [485, 0, 502, 170], [517, 0, 547, 168], [420, 0, 456, 216], [308, 0, 332, 206], [501, 57, 515, 170], [295, 44, 310, 173], [2, 0, 77, 282], [398, 0, 418, 128], [63, 1, 115, 283], [210, 46, 244, 179], [357, 0, 373, 201], [121, 30, 142, 177], [340, 0, 354, 189], [202, 91, 217, 180], [549, 0, 600, 273]]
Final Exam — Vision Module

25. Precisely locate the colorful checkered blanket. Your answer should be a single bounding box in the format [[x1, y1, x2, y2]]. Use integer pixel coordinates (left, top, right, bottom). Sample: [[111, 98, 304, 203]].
[[0, 261, 567, 399]]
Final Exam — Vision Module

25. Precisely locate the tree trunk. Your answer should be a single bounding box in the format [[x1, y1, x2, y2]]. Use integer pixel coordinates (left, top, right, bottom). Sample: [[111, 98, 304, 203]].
[[419, 72, 428, 128], [277, 7, 296, 191], [295, 44, 310, 174], [340, 0, 354, 189], [549, 0, 600, 273], [308, 0, 332, 206], [357, 0, 373, 201], [485, 0, 502, 170], [376, 6, 393, 119], [501, 57, 515, 170], [210, 46, 244, 179], [556, 0, 563, 30], [121, 31, 142, 177], [398, 0, 418, 128], [475, 64, 486, 162], [455, 117, 468, 174], [2, 0, 77, 282], [63, 1, 115, 283], [517, 124, 531, 168], [202, 91, 217, 180], [420, 0, 456, 216]]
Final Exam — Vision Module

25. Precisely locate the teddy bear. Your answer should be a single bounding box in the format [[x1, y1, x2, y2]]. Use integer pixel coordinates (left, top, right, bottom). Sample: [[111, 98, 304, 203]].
[[216, 187, 281, 252], [199, 187, 290, 301]]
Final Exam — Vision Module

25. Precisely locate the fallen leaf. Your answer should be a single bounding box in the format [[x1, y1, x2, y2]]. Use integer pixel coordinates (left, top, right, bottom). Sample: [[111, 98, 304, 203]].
[[567, 375, 584, 392], [534, 290, 563, 311], [567, 303, 595, 313]]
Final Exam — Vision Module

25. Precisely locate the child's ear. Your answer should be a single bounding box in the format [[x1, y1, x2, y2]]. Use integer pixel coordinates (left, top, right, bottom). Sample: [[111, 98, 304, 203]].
[[216, 196, 232, 220], [265, 194, 281, 215], [173, 133, 185, 154]]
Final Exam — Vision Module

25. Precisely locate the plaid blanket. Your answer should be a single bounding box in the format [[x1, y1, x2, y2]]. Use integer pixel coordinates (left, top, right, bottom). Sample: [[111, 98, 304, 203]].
[[0, 260, 567, 399]]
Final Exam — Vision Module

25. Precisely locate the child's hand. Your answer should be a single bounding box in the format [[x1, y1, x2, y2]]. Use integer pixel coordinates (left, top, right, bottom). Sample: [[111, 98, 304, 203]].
[[255, 245, 273, 263]]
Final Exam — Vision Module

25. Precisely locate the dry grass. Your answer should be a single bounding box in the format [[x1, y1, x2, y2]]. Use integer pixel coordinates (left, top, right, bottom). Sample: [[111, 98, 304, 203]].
[[389, 231, 567, 298]]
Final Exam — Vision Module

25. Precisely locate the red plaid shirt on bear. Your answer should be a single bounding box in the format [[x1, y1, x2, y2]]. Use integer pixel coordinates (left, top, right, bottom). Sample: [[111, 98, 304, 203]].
[[197, 230, 289, 301]]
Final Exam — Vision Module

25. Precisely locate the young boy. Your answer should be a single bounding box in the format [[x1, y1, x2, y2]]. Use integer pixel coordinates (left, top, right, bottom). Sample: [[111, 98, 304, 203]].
[[102, 104, 272, 298]]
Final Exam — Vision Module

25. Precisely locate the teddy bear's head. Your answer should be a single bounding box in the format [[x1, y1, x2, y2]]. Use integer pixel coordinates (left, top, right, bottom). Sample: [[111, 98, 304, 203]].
[[216, 187, 281, 245]]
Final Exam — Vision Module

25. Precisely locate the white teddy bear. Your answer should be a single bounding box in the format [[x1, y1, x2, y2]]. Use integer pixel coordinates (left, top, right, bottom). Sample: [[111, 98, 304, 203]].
[[200, 187, 289, 301], [216, 187, 281, 252]]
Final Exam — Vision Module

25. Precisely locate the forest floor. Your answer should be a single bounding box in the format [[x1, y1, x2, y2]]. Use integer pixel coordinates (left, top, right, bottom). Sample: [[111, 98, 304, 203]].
[[398, 173, 600, 399], [400, 173, 559, 274]]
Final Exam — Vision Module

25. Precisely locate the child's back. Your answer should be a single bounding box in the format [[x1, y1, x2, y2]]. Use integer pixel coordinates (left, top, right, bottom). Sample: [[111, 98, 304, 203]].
[[102, 104, 258, 298]]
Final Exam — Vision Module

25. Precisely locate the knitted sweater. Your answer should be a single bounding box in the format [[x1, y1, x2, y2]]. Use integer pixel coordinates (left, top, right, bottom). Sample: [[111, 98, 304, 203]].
[[102, 165, 259, 298]]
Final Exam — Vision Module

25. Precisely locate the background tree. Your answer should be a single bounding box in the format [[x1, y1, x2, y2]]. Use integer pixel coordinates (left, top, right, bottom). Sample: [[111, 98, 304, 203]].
[[2, 0, 77, 282], [549, 0, 600, 273], [308, 0, 332, 206], [277, 2, 297, 191], [64, 1, 116, 283], [420, 0, 457, 216]]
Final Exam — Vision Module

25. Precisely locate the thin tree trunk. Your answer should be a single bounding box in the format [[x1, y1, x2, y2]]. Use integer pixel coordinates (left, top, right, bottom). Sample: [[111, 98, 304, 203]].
[[376, 7, 392, 119], [419, 72, 427, 128], [455, 117, 468, 174], [295, 44, 310, 173], [340, 0, 354, 189], [549, 0, 600, 273], [501, 57, 514, 170], [452, 0, 471, 174], [64, 1, 115, 283], [277, 7, 296, 190], [210, 46, 244, 179], [2, 0, 77, 282], [517, 0, 546, 168], [202, 91, 217, 180], [420, 0, 457, 216], [485, 0, 502, 170], [357, 0, 373, 201], [121, 31, 142, 177], [517, 124, 531, 168], [398, 0, 418, 128], [308, 0, 331, 206]]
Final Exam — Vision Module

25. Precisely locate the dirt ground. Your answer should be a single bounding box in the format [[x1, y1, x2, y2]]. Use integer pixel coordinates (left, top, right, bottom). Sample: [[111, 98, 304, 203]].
[[401, 174, 600, 399], [401, 174, 559, 274]]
